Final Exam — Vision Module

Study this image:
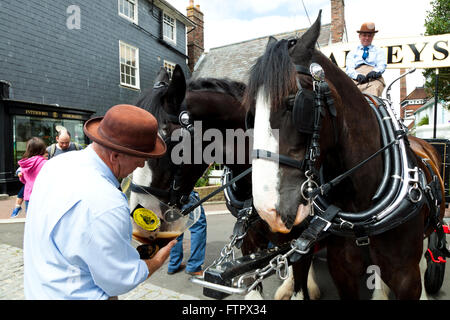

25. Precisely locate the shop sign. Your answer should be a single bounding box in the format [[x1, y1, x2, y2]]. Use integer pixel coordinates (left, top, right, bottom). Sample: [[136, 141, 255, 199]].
[[321, 33, 450, 69]]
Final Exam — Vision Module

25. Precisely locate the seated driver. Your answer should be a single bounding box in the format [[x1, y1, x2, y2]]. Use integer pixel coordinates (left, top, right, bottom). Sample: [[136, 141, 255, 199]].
[[345, 22, 387, 96]]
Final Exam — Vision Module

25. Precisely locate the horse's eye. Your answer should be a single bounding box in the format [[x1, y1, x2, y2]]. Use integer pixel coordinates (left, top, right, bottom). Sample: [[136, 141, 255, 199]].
[[288, 39, 297, 48]]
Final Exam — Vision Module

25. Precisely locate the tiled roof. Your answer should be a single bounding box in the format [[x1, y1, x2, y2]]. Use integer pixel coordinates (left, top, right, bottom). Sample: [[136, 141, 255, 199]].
[[192, 24, 332, 83], [402, 87, 429, 101]]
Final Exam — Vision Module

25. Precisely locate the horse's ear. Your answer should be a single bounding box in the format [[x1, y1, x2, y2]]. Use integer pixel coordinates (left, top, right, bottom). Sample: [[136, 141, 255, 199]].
[[266, 36, 277, 48], [166, 64, 186, 109], [299, 10, 321, 50], [155, 67, 169, 84], [289, 10, 321, 64]]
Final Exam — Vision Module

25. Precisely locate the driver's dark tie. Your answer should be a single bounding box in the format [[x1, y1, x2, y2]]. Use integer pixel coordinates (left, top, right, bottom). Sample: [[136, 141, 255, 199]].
[[362, 46, 369, 60]]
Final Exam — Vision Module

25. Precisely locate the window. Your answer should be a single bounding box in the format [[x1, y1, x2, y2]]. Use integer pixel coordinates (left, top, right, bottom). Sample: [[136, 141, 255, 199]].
[[118, 0, 138, 23], [163, 12, 176, 44], [164, 60, 176, 79], [120, 41, 140, 89], [12, 116, 87, 169]]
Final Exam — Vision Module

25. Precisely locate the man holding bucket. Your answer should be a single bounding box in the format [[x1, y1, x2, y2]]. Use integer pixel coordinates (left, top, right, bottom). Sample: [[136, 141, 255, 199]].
[[23, 104, 176, 299]]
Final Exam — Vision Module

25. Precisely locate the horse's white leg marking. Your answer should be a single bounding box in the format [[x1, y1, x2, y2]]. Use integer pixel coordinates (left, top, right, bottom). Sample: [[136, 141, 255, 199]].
[[245, 290, 264, 300], [274, 266, 294, 300], [371, 279, 390, 300], [273, 265, 321, 300]]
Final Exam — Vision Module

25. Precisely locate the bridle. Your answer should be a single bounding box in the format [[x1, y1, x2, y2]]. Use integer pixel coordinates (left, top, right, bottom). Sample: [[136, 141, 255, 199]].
[[249, 58, 337, 202], [130, 81, 194, 208], [130, 80, 254, 222], [247, 52, 434, 244]]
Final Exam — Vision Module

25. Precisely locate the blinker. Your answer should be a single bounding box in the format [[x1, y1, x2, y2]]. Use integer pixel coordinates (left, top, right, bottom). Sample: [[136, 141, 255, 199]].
[[292, 86, 316, 134]]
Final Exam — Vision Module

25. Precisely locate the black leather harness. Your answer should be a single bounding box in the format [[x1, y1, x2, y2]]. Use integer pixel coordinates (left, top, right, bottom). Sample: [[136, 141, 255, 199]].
[[247, 65, 443, 250]]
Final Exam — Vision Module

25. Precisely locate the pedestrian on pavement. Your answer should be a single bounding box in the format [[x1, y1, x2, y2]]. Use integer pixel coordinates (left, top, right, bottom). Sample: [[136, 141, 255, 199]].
[[345, 22, 387, 96], [17, 137, 48, 212], [10, 167, 24, 218], [46, 127, 82, 159], [167, 190, 207, 276], [23, 104, 174, 300]]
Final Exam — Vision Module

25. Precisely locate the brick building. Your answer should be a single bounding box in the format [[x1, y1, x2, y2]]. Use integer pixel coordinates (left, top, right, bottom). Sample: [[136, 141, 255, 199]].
[[400, 87, 429, 129]]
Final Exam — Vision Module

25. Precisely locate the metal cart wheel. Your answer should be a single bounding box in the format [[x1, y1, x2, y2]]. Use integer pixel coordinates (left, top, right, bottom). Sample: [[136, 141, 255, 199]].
[[424, 231, 446, 294]]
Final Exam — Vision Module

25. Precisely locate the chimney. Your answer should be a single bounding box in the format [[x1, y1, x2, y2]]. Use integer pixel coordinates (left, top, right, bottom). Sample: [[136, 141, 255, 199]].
[[187, 1, 204, 73], [330, 0, 345, 43], [400, 68, 407, 102]]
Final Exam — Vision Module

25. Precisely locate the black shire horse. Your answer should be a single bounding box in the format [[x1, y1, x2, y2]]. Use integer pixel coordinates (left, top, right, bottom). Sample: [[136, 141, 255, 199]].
[[129, 66, 319, 299], [243, 12, 445, 299]]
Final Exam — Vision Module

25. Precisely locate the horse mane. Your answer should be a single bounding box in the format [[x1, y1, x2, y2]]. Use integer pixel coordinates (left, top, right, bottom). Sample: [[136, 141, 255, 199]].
[[243, 39, 298, 111], [134, 84, 168, 124], [244, 36, 370, 113], [188, 77, 246, 101]]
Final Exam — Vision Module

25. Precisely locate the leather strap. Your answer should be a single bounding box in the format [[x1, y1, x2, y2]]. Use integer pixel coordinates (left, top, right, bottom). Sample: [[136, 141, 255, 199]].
[[289, 205, 341, 263], [252, 149, 305, 170]]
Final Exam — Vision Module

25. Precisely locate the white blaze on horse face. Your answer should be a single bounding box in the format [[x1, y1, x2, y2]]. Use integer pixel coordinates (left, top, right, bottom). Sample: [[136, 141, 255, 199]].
[[252, 88, 282, 231], [130, 161, 164, 239], [129, 161, 152, 211], [252, 88, 310, 233]]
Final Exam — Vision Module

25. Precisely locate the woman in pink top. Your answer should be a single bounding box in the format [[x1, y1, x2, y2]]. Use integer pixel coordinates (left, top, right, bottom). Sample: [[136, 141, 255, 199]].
[[18, 137, 47, 211]]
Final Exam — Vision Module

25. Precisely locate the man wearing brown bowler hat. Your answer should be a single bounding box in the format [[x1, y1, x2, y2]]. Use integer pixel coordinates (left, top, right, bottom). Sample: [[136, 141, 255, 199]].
[[23, 104, 176, 299], [346, 22, 387, 96]]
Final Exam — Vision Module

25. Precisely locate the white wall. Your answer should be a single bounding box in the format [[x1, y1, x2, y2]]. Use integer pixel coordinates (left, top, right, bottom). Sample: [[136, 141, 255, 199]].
[[414, 99, 450, 139]]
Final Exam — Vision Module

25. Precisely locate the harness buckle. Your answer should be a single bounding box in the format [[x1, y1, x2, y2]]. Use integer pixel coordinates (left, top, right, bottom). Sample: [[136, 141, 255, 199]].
[[356, 236, 370, 246], [339, 218, 354, 230], [312, 215, 332, 232], [291, 239, 311, 255]]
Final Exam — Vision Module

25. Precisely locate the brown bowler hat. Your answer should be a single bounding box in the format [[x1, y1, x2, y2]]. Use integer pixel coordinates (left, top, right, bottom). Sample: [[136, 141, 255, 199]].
[[357, 22, 378, 33], [83, 104, 166, 158]]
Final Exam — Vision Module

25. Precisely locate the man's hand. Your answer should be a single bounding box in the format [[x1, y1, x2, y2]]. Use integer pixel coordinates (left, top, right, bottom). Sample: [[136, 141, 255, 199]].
[[366, 71, 382, 80], [356, 74, 367, 84], [144, 239, 177, 278]]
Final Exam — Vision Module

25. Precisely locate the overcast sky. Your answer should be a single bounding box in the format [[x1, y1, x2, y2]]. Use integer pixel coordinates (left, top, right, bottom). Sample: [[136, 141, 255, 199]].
[[169, 0, 435, 107]]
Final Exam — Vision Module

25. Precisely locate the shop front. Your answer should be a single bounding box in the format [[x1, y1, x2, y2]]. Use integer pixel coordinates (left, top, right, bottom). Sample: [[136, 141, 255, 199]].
[[0, 82, 95, 195]]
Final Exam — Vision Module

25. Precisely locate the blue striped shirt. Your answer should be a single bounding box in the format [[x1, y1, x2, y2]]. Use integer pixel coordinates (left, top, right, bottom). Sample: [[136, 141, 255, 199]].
[[24, 145, 148, 299], [346, 44, 387, 79]]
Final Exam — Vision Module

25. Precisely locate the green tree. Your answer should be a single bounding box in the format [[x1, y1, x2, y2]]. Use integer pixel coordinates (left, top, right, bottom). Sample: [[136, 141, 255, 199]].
[[417, 114, 429, 126], [423, 0, 450, 107]]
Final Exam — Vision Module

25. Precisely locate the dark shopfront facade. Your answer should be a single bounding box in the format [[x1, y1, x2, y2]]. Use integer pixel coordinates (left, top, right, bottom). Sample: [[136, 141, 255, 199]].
[[0, 82, 95, 195]]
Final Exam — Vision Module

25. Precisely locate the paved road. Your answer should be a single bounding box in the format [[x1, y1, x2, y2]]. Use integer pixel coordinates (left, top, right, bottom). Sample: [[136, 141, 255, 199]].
[[0, 203, 449, 300]]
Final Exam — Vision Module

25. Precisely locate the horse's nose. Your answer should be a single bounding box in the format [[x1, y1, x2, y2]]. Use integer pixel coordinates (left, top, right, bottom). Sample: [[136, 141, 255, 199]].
[[254, 206, 292, 234]]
